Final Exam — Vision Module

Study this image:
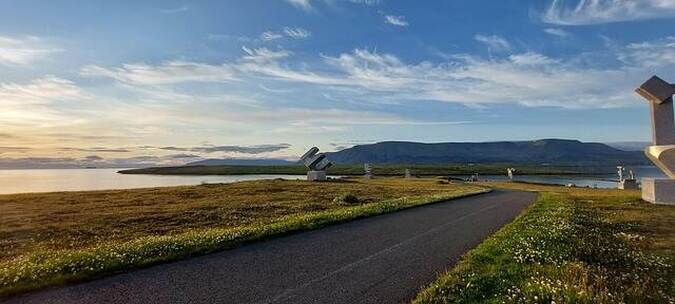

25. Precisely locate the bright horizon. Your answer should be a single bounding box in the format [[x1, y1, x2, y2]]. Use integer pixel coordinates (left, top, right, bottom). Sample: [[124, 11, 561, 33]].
[[1, 0, 674, 167]]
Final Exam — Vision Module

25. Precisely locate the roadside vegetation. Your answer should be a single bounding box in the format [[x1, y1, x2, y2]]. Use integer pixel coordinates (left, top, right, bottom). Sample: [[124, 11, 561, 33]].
[[414, 182, 675, 303], [119, 163, 619, 176], [0, 178, 486, 297]]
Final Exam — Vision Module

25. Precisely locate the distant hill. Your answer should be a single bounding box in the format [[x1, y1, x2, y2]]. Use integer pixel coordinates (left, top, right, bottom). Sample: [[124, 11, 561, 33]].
[[325, 139, 648, 165], [605, 141, 650, 152], [187, 158, 297, 166]]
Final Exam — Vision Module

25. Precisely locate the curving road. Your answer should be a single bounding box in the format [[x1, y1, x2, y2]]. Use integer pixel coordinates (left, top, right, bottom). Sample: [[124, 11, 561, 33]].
[[5, 190, 536, 304]]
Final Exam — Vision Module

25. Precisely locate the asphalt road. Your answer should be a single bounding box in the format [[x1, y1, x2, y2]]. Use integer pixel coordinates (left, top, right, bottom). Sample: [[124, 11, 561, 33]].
[[5, 190, 536, 304]]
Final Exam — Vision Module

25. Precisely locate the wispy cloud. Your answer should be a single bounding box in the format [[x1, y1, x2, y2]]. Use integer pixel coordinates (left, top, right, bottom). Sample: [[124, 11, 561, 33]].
[[0, 147, 31, 154], [285, 0, 381, 11], [474, 34, 511, 52], [542, 0, 675, 25], [57, 147, 131, 153], [384, 15, 409, 26], [81, 61, 236, 85], [283, 27, 311, 39], [260, 27, 311, 42], [0, 76, 88, 126], [544, 28, 570, 37], [260, 31, 283, 41], [160, 5, 190, 14], [618, 36, 675, 67], [237, 40, 673, 108], [240, 47, 292, 65], [159, 143, 292, 154], [78, 36, 675, 110], [0, 36, 61, 66], [285, 0, 313, 11]]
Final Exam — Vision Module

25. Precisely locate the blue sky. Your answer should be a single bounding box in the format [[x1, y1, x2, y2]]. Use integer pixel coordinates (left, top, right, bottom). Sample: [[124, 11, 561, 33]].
[[0, 0, 674, 166]]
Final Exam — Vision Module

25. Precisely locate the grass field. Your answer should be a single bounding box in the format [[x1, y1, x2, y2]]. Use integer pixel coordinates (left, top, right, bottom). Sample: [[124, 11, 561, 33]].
[[414, 182, 675, 303], [0, 177, 487, 297], [119, 164, 619, 176]]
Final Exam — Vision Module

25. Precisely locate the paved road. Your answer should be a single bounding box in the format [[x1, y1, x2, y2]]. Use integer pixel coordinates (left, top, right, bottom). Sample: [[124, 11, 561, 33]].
[[5, 190, 536, 304]]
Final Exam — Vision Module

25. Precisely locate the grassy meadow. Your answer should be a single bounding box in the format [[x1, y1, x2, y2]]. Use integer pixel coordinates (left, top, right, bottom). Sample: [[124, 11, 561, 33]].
[[0, 177, 487, 297], [414, 182, 675, 303]]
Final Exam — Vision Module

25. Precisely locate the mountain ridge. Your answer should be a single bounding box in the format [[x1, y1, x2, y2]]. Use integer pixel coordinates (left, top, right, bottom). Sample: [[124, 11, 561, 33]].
[[323, 139, 648, 165]]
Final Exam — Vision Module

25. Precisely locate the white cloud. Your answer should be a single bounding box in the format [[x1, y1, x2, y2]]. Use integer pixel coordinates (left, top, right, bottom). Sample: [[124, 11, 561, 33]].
[[260, 27, 311, 42], [474, 34, 511, 52], [284, 0, 380, 11], [285, 0, 313, 11], [384, 15, 409, 26], [0, 36, 60, 66], [283, 27, 311, 39], [0, 76, 86, 106], [78, 37, 675, 111], [241, 44, 668, 108], [160, 5, 190, 14], [542, 0, 675, 25], [349, 0, 381, 5], [0, 76, 88, 126], [260, 31, 283, 41], [544, 28, 570, 37], [240, 47, 292, 63], [618, 36, 675, 67], [81, 61, 236, 85]]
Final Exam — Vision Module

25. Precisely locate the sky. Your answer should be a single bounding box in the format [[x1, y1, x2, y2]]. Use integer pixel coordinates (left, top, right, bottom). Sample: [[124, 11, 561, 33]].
[[0, 0, 674, 168]]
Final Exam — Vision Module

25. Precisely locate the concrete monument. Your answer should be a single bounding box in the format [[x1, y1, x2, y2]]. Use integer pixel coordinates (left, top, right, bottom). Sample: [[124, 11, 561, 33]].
[[404, 168, 412, 179], [300, 147, 333, 181], [616, 166, 639, 190], [364, 163, 374, 179], [635, 75, 675, 204]]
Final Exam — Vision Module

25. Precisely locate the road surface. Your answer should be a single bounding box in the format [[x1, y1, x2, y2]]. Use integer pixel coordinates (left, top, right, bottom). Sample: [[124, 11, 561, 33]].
[[5, 190, 536, 304]]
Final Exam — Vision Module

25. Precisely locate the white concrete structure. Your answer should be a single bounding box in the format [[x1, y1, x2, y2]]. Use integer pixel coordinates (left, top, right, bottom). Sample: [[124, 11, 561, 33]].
[[617, 166, 639, 190], [364, 163, 374, 179], [641, 178, 675, 203], [636, 75, 675, 204], [307, 170, 327, 181]]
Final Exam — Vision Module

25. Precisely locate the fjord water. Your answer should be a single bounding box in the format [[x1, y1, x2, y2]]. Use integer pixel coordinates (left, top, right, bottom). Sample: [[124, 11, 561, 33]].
[[0, 168, 306, 194], [0, 166, 666, 195]]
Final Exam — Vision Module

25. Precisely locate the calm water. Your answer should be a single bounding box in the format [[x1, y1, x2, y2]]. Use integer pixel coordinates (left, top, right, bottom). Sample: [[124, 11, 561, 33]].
[[0, 168, 307, 194], [0, 166, 667, 195], [460, 166, 667, 189]]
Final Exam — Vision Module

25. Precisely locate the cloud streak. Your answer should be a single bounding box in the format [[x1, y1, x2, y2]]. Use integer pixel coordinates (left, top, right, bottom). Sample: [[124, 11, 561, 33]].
[[542, 0, 675, 25], [81, 61, 236, 85], [0, 36, 61, 66], [159, 143, 292, 154], [384, 15, 409, 26], [474, 34, 511, 52]]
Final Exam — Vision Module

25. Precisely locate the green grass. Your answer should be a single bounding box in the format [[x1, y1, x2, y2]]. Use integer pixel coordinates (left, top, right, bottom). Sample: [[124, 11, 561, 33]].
[[119, 164, 619, 176], [413, 183, 675, 303], [0, 178, 487, 297]]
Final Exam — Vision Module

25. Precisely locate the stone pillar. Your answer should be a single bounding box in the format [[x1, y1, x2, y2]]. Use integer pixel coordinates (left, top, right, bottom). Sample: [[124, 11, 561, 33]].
[[649, 98, 675, 145], [307, 170, 327, 181]]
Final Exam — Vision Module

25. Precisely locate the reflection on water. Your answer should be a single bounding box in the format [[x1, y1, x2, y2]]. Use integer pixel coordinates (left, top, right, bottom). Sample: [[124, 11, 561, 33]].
[[0, 168, 307, 194], [0, 166, 667, 195]]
